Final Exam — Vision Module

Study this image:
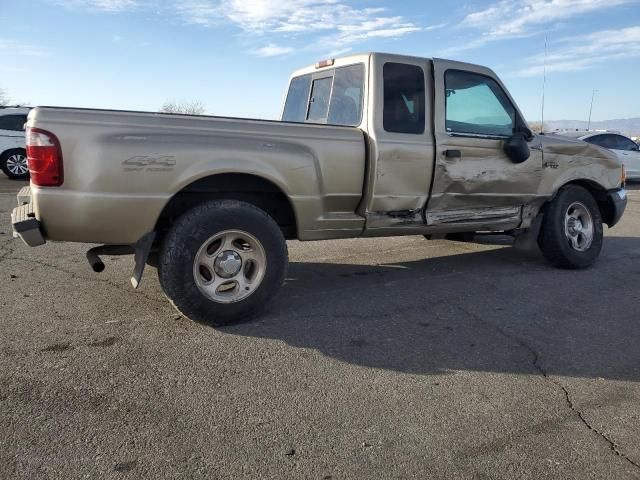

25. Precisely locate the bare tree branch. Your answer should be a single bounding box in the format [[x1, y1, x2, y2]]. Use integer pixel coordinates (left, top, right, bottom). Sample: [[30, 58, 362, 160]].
[[160, 100, 206, 115]]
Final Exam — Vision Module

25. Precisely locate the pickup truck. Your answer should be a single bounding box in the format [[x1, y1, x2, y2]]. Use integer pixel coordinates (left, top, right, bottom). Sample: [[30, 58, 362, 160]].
[[12, 53, 627, 324]]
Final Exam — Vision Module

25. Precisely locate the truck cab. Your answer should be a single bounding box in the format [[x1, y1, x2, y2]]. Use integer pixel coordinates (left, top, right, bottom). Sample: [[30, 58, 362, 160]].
[[280, 53, 622, 236]]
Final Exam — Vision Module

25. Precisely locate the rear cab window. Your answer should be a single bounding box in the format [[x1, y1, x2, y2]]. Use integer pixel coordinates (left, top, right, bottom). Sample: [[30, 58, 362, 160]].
[[282, 64, 365, 127]]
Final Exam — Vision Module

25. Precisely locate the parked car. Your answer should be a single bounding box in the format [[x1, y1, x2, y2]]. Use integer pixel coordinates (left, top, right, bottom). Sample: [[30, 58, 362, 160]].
[[12, 53, 627, 324], [0, 107, 30, 179], [558, 131, 640, 181]]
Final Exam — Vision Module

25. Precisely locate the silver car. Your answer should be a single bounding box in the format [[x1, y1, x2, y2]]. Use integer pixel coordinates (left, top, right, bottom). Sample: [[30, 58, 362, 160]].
[[568, 132, 640, 181]]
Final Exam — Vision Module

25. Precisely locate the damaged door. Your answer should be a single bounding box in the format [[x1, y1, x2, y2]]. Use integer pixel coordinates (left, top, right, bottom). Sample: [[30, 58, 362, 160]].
[[359, 56, 436, 230], [427, 60, 543, 229]]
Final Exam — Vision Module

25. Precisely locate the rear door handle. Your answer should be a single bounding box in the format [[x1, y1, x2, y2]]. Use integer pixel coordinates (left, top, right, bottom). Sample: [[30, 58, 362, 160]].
[[444, 149, 461, 159]]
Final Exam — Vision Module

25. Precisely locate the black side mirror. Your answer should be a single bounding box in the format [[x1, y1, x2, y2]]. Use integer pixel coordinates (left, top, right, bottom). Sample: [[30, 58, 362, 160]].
[[504, 132, 531, 164]]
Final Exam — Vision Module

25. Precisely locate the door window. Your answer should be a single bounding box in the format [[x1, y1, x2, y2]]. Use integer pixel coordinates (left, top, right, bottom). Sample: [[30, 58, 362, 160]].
[[584, 135, 608, 148], [445, 70, 515, 137], [610, 135, 639, 151], [383, 63, 425, 134], [0, 114, 27, 131]]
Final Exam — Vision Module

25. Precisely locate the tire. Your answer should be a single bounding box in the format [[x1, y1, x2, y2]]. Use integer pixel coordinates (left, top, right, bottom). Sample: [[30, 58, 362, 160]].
[[158, 199, 288, 325], [1, 149, 29, 180], [538, 185, 603, 269]]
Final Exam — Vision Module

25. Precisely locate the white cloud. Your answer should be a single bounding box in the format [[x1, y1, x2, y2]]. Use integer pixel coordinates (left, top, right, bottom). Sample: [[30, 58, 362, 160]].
[[54, 0, 139, 11], [463, 0, 634, 37], [253, 43, 294, 57], [444, 0, 637, 54], [177, 0, 421, 55], [513, 26, 640, 76], [54, 0, 424, 57], [0, 39, 46, 56]]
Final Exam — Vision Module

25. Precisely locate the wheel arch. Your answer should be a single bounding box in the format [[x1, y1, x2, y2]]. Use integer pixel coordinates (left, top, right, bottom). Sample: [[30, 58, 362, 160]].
[[155, 173, 299, 241], [549, 179, 617, 227]]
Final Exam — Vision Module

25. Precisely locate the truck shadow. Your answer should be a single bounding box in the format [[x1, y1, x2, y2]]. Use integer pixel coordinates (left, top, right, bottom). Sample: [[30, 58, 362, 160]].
[[221, 236, 640, 381]]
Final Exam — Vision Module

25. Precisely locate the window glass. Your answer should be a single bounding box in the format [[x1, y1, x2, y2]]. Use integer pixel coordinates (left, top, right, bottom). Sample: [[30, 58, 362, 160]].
[[611, 135, 638, 151], [307, 77, 333, 122], [282, 75, 312, 123], [584, 135, 607, 148], [0, 114, 27, 131], [383, 63, 425, 134], [327, 64, 364, 126], [445, 70, 515, 137]]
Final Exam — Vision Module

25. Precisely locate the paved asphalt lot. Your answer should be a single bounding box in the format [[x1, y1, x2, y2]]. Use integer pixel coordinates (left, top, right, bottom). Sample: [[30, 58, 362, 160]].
[[1, 176, 639, 479]]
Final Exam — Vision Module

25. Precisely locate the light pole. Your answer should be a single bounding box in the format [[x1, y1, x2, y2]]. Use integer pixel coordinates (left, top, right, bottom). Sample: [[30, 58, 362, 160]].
[[587, 89, 598, 131]]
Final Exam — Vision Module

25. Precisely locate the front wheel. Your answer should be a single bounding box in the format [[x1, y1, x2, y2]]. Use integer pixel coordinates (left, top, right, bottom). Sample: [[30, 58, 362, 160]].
[[158, 200, 288, 325], [538, 185, 603, 269], [1, 149, 29, 180]]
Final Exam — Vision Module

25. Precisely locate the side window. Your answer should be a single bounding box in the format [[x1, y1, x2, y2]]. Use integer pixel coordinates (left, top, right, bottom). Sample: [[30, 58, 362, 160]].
[[612, 135, 638, 151], [584, 135, 607, 148], [445, 70, 515, 137], [282, 75, 312, 123], [307, 77, 333, 123], [327, 64, 364, 126], [383, 63, 425, 134], [0, 114, 27, 131]]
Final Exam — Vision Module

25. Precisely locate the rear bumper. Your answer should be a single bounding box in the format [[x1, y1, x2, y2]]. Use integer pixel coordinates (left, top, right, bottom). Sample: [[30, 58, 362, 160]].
[[606, 188, 627, 228], [11, 187, 46, 247]]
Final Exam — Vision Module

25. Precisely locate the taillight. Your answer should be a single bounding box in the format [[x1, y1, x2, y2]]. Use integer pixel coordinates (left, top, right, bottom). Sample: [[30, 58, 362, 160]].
[[621, 165, 627, 188], [26, 127, 63, 187]]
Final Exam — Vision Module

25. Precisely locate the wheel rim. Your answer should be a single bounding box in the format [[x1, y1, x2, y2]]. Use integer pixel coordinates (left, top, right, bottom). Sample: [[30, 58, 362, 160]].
[[6, 153, 28, 176], [193, 230, 267, 304], [564, 202, 594, 252]]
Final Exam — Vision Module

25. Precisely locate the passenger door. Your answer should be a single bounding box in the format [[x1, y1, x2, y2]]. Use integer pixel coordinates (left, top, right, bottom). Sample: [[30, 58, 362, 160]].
[[427, 61, 543, 228]]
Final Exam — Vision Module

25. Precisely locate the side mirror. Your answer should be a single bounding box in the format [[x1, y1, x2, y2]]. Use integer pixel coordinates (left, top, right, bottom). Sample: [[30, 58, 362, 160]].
[[504, 132, 531, 164], [522, 127, 535, 142]]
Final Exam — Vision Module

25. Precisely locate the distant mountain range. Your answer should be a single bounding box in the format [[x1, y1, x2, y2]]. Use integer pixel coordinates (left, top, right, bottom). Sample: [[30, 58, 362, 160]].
[[539, 118, 640, 136]]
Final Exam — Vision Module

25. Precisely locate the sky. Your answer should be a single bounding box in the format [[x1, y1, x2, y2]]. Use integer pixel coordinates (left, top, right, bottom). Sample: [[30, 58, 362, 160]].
[[1, 0, 639, 122]]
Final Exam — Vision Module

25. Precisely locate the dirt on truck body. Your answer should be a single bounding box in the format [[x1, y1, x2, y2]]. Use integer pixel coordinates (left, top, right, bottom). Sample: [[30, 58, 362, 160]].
[[12, 52, 627, 323]]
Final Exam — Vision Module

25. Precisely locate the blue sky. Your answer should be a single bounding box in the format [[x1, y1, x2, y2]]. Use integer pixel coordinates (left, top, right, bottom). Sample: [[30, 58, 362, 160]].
[[1, 0, 639, 121]]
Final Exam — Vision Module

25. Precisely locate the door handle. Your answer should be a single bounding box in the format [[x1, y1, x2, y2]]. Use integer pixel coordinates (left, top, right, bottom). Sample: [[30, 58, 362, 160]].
[[444, 149, 462, 159]]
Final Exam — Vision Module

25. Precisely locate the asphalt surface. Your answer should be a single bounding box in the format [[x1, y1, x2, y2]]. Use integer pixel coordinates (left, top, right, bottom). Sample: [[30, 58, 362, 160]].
[[1, 176, 640, 479]]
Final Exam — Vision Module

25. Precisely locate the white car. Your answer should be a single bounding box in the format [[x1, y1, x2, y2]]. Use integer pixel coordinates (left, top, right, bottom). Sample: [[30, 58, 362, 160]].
[[578, 132, 640, 181], [0, 107, 30, 179]]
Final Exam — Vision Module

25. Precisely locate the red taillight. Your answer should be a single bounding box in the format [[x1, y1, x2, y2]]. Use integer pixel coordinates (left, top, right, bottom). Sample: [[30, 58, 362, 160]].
[[26, 127, 63, 187]]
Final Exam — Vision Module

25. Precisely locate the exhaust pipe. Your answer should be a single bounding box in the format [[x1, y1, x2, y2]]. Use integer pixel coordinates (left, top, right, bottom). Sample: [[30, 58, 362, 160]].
[[86, 249, 105, 273], [86, 245, 135, 273]]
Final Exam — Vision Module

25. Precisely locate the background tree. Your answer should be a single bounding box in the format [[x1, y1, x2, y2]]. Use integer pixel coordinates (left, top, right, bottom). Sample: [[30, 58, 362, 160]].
[[0, 88, 10, 107], [160, 100, 206, 115]]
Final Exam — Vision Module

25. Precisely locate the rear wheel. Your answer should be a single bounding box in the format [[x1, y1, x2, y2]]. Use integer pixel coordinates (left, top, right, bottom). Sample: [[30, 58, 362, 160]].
[[158, 200, 288, 325], [1, 149, 29, 180], [538, 185, 603, 269]]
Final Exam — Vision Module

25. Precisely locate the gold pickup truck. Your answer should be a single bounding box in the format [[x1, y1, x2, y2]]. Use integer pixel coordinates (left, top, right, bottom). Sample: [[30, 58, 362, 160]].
[[12, 53, 627, 324]]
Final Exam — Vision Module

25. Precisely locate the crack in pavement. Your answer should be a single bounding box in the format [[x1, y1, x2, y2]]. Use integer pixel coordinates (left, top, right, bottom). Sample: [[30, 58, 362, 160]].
[[458, 305, 640, 471], [7, 255, 169, 307]]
